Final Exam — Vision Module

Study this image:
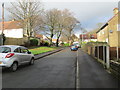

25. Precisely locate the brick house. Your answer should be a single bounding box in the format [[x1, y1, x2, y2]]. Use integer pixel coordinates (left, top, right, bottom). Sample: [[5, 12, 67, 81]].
[[79, 34, 97, 42], [97, 8, 120, 47], [97, 8, 120, 60]]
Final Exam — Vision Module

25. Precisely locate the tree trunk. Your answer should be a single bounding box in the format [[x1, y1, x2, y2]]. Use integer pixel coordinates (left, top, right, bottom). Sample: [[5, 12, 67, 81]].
[[56, 31, 62, 47], [56, 38, 59, 47], [28, 36, 31, 46], [50, 38, 53, 46]]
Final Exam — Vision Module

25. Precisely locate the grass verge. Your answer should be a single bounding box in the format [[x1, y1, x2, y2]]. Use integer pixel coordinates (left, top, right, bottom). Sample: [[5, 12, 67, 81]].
[[29, 46, 59, 55]]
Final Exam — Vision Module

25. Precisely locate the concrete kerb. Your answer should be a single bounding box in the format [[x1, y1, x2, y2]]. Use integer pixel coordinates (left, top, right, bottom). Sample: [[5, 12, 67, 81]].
[[34, 48, 65, 60]]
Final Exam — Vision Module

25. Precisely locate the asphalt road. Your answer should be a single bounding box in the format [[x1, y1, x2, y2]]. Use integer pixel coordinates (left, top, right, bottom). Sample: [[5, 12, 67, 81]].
[[2, 48, 76, 88], [2, 48, 120, 89]]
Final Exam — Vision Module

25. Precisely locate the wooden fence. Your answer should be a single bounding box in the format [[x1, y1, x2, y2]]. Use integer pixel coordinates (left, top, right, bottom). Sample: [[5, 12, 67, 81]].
[[110, 47, 120, 60]]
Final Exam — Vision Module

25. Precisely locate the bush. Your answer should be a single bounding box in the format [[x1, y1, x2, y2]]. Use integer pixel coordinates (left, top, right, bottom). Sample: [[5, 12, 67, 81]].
[[44, 41, 49, 46], [30, 38, 38, 46], [40, 41, 50, 46]]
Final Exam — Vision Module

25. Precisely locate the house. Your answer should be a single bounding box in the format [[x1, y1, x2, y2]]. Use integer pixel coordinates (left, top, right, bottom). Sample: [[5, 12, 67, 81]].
[[0, 20, 28, 45], [0, 21, 23, 38], [97, 8, 120, 47], [35, 34, 43, 39], [79, 34, 97, 42]]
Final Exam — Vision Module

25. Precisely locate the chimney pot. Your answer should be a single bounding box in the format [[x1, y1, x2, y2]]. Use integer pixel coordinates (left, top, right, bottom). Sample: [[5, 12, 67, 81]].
[[113, 8, 118, 15]]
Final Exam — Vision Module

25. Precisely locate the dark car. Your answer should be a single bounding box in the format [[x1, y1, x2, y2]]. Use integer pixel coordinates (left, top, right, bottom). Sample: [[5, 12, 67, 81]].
[[70, 45, 78, 51]]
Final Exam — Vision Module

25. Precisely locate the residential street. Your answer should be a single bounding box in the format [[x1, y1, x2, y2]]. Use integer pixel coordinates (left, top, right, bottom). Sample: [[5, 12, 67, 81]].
[[2, 48, 120, 89]]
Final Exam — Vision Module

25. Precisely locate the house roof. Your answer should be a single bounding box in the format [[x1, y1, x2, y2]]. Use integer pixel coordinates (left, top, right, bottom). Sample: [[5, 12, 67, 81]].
[[96, 8, 119, 33], [0, 21, 22, 30], [96, 23, 108, 33], [35, 34, 43, 38]]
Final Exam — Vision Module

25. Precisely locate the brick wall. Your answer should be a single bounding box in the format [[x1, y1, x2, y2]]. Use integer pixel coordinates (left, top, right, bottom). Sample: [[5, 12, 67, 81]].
[[4, 37, 28, 45]]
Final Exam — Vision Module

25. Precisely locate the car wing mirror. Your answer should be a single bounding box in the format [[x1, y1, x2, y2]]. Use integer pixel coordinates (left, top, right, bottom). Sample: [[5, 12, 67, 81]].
[[28, 51, 31, 54]]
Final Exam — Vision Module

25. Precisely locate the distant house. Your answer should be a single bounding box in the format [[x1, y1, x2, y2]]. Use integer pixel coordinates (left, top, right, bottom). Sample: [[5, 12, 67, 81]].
[[35, 34, 43, 39], [79, 34, 97, 42], [97, 8, 120, 47], [0, 20, 28, 45]]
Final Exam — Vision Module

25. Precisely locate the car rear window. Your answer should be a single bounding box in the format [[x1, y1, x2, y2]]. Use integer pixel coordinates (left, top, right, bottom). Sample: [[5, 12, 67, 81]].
[[0, 47, 11, 53]]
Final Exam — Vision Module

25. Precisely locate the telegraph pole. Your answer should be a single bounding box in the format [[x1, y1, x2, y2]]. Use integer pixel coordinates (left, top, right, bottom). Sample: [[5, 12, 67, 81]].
[[1, 3, 4, 45], [2, 3, 4, 34]]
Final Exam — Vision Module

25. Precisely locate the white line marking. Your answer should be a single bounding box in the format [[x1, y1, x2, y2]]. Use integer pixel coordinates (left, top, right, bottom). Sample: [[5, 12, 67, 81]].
[[76, 49, 80, 90]]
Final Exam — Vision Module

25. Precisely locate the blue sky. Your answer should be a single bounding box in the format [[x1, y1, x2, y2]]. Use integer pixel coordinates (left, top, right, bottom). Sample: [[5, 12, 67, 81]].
[[0, 0, 119, 37]]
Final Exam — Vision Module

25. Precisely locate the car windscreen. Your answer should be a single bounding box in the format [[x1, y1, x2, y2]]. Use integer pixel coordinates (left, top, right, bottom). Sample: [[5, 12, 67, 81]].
[[0, 47, 11, 53]]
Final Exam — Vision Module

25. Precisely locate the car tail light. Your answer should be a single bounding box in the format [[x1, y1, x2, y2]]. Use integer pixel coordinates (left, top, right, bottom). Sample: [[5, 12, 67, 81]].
[[5, 53, 14, 58]]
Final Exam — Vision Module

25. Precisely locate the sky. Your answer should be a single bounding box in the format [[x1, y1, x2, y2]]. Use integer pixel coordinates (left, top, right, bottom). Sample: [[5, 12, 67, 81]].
[[0, 0, 119, 37]]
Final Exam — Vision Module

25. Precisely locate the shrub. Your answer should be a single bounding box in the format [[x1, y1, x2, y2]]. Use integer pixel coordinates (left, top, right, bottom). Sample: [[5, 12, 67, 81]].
[[30, 38, 38, 46], [44, 41, 49, 46], [40, 40, 50, 46]]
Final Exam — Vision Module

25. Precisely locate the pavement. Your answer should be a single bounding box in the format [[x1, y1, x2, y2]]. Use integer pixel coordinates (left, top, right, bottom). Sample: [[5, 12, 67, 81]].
[[2, 48, 120, 89], [78, 49, 120, 88]]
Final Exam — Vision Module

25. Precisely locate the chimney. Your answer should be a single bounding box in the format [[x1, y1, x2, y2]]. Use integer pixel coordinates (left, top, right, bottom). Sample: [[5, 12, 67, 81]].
[[113, 8, 118, 15]]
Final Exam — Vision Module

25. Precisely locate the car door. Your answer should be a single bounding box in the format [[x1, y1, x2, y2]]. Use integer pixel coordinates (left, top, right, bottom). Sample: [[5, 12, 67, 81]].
[[14, 47, 23, 63], [20, 47, 31, 63]]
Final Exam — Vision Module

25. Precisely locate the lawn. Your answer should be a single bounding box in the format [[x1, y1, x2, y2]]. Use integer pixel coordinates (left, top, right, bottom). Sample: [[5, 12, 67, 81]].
[[29, 46, 59, 55]]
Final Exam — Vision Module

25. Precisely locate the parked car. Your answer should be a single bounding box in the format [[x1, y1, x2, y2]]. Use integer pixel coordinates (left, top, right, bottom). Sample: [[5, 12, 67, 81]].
[[73, 42, 81, 48], [74, 43, 81, 48], [70, 45, 78, 51], [0, 45, 34, 71]]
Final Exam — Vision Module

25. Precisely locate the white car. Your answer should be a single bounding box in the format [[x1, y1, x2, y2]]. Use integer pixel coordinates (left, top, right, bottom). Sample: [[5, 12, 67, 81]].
[[0, 45, 34, 71]]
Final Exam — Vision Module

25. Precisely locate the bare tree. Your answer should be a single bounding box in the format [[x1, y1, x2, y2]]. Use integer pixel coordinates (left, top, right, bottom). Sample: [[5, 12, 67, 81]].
[[55, 9, 67, 47], [63, 15, 79, 45], [7, 0, 43, 44], [43, 9, 60, 46], [38, 8, 79, 47], [55, 9, 79, 46]]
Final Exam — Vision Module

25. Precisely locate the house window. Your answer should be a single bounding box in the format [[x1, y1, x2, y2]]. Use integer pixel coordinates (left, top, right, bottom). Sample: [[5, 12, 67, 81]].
[[106, 38, 108, 43], [99, 33, 100, 36], [102, 31, 104, 34], [117, 24, 120, 31]]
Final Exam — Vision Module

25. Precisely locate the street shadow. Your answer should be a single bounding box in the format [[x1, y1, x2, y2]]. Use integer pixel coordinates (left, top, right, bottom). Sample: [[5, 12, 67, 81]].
[[2, 62, 35, 74]]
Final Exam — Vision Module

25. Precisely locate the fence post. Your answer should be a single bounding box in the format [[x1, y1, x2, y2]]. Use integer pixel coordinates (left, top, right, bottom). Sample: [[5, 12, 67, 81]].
[[106, 46, 110, 69], [103, 46, 105, 67], [97, 46, 99, 60], [117, 47, 119, 61]]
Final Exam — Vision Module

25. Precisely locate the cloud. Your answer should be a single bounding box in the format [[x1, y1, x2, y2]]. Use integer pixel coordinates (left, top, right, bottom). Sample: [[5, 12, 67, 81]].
[[44, 2, 117, 32], [0, 1, 118, 36]]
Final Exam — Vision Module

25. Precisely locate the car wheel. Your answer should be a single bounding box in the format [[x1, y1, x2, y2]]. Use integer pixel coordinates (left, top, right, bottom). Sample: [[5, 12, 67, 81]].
[[10, 62, 18, 72], [29, 58, 34, 65]]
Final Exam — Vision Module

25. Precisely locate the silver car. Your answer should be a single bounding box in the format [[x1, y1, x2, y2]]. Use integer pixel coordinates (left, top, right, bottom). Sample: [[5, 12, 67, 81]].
[[0, 45, 34, 71]]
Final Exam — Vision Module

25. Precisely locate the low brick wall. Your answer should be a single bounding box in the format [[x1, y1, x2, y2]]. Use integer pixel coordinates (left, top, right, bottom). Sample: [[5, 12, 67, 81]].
[[5, 37, 28, 45]]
